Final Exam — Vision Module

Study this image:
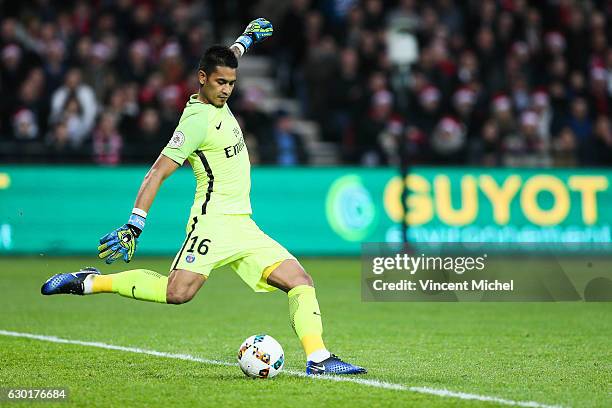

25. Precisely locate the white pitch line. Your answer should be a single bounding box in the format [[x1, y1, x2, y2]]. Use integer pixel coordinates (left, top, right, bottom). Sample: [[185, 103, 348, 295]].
[[0, 330, 562, 408]]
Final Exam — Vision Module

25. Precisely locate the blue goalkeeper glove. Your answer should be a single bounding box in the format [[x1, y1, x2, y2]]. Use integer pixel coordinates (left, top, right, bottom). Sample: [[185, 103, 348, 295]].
[[97, 213, 145, 264], [234, 18, 273, 54]]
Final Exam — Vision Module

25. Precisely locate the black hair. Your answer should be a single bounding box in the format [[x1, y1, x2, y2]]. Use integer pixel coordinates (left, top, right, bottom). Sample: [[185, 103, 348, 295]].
[[198, 45, 238, 75]]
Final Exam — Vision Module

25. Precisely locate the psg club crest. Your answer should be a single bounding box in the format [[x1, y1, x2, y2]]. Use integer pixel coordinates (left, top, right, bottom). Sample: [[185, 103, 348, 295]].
[[186, 254, 195, 263], [168, 131, 185, 148]]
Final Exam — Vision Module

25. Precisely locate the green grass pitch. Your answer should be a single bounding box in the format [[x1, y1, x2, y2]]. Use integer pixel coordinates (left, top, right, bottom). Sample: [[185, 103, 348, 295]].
[[0, 256, 610, 407]]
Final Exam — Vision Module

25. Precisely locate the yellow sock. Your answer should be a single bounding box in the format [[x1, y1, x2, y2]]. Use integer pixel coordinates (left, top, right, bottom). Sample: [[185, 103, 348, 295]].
[[288, 285, 327, 356], [301, 334, 326, 356], [88, 270, 167, 303], [92, 275, 113, 293]]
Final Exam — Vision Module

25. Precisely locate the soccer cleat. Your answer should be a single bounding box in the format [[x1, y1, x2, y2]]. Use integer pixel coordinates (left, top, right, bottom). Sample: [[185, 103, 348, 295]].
[[306, 354, 367, 375], [41, 267, 100, 296]]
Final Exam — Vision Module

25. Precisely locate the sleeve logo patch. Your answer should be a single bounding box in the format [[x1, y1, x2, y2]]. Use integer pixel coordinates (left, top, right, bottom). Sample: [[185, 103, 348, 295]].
[[168, 131, 185, 148]]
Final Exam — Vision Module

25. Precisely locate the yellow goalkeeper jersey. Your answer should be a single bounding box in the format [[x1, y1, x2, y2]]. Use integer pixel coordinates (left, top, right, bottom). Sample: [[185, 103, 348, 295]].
[[161, 94, 252, 215]]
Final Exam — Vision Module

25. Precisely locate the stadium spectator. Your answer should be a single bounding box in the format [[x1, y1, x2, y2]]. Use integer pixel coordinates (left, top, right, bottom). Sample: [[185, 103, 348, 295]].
[[46, 120, 81, 162], [261, 109, 307, 166], [49, 68, 97, 145], [504, 110, 550, 167], [552, 126, 578, 167], [121, 40, 151, 84], [42, 39, 68, 96], [430, 116, 466, 164], [122, 107, 165, 160], [491, 94, 517, 139], [139, 71, 164, 106], [1, 44, 26, 133], [387, 0, 420, 33], [589, 65, 610, 116], [84, 42, 115, 101], [357, 89, 399, 165], [93, 112, 122, 165], [12, 109, 38, 141], [566, 97, 594, 164], [304, 34, 339, 141], [452, 86, 480, 138], [414, 85, 442, 137], [277, 0, 310, 96], [158, 84, 185, 135], [13, 69, 47, 138], [593, 115, 612, 165], [236, 87, 273, 147], [531, 89, 552, 141], [330, 47, 365, 154], [0, 0, 611, 167], [471, 119, 502, 166], [138, 108, 163, 143]]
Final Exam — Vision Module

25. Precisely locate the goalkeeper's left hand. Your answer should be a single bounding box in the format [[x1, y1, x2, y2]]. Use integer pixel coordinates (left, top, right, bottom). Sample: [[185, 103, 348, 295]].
[[97, 212, 145, 264], [234, 18, 273, 54]]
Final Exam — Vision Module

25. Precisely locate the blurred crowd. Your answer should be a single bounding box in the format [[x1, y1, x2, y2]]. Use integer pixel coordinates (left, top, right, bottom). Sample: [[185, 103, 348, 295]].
[[1, 0, 612, 167]]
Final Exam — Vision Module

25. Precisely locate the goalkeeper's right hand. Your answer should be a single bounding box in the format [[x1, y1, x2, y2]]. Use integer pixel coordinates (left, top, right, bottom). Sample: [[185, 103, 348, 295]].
[[234, 18, 273, 54], [97, 212, 145, 264]]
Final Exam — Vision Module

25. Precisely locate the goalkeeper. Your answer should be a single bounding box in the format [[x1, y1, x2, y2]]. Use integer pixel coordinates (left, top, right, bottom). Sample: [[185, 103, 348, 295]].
[[41, 18, 366, 376]]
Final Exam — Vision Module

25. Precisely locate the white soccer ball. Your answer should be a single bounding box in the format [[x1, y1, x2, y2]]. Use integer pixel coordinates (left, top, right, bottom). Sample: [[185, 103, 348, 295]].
[[237, 334, 284, 379]]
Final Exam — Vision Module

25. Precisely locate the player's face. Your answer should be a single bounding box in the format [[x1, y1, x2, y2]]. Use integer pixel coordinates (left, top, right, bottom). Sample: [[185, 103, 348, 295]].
[[200, 66, 237, 108]]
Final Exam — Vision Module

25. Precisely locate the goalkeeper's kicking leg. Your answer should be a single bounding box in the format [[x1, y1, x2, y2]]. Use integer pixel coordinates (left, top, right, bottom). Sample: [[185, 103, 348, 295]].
[[41, 267, 205, 305], [265, 259, 367, 375]]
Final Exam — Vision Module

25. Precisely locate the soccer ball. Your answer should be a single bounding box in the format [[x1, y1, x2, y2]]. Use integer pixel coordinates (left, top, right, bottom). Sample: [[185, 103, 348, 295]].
[[237, 334, 284, 379]]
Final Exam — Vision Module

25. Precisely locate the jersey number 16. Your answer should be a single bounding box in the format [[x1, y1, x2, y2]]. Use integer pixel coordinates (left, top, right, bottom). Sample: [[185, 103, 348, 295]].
[[187, 236, 211, 255]]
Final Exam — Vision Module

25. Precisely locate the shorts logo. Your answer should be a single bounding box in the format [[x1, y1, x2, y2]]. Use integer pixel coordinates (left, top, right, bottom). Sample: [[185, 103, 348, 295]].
[[186, 254, 196, 263], [168, 131, 185, 148]]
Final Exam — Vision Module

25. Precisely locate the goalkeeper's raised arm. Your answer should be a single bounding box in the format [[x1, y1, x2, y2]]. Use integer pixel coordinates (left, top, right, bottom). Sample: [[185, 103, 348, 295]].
[[230, 17, 274, 58]]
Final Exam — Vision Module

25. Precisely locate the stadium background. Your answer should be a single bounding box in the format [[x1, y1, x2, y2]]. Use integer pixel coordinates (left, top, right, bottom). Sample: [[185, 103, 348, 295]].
[[1, 0, 611, 255], [0, 2, 611, 407]]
